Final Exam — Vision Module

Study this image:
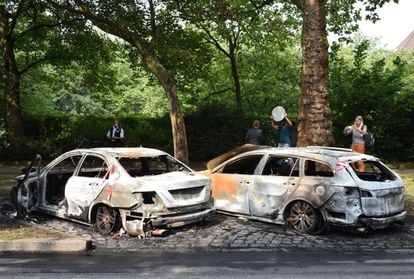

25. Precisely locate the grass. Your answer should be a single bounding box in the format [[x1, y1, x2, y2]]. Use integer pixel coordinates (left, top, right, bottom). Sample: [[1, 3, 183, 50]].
[[0, 226, 68, 240], [401, 172, 414, 214], [0, 174, 16, 198]]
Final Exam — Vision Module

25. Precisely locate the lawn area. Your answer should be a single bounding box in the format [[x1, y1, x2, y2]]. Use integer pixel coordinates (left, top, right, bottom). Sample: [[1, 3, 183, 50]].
[[401, 172, 414, 215], [0, 174, 16, 198], [0, 226, 68, 240]]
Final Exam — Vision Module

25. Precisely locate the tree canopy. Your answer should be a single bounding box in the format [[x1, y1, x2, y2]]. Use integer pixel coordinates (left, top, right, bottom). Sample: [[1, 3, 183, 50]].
[[2, 0, 412, 163]]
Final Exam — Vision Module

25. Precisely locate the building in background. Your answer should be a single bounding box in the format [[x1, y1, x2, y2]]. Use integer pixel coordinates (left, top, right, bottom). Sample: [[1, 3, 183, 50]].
[[397, 30, 414, 50]]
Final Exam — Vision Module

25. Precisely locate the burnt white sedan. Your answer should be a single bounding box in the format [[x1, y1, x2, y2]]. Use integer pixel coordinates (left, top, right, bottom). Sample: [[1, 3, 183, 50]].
[[15, 147, 214, 236], [204, 145, 406, 234]]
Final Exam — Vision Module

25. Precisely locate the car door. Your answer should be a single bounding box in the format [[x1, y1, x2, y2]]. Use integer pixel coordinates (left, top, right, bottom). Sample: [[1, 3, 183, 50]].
[[15, 154, 42, 217], [287, 159, 335, 207], [42, 154, 82, 210], [211, 154, 264, 215], [65, 154, 110, 220], [249, 155, 300, 220]]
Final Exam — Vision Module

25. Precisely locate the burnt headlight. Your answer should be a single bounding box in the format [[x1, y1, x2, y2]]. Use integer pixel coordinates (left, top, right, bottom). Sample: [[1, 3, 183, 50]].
[[142, 192, 156, 204], [360, 190, 373, 197]]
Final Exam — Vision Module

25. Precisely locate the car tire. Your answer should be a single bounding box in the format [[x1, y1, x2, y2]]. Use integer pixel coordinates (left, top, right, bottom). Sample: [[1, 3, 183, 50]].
[[94, 205, 121, 235], [288, 200, 325, 234]]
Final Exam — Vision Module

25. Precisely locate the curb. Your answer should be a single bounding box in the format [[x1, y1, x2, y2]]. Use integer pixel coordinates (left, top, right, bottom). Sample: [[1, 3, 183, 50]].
[[0, 236, 92, 253]]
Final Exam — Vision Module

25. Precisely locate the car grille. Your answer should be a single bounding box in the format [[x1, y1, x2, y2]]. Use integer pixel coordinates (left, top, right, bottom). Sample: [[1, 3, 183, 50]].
[[169, 186, 205, 201]]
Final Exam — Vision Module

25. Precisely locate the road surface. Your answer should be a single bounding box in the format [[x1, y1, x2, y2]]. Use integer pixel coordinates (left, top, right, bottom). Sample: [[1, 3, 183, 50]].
[[1, 249, 414, 278]]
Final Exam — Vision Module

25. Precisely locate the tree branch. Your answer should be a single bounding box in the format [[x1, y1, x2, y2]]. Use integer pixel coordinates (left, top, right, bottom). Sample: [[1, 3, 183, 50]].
[[18, 56, 48, 75], [148, 0, 157, 47], [50, 0, 148, 53], [17, 18, 82, 39], [207, 87, 234, 98], [199, 23, 230, 58]]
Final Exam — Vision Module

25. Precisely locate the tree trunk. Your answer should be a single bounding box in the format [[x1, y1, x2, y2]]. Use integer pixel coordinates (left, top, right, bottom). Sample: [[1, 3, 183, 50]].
[[63, 4, 189, 162], [229, 44, 243, 112], [296, 0, 333, 147], [1, 14, 24, 140], [142, 53, 189, 163]]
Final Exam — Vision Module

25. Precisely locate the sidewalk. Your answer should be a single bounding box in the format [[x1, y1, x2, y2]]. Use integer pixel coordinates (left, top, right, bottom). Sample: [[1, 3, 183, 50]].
[[0, 236, 92, 253], [0, 214, 92, 253], [0, 163, 27, 174]]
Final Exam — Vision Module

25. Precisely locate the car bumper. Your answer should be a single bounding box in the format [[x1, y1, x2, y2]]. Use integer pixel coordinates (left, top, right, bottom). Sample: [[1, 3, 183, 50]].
[[151, 208, 215, 228], [359, 211, 407, 229]]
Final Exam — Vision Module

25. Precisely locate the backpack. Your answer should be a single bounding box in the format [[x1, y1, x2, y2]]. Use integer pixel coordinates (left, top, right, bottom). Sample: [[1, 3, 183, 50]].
[[363, 131, 375, 148]]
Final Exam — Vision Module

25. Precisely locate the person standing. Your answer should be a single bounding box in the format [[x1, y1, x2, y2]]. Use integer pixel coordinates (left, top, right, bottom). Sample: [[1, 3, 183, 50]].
[[245, 120, 263, 145], [106, 119, 125, 147], [344, 115, 367, 171], [272, 113, 294, 147]]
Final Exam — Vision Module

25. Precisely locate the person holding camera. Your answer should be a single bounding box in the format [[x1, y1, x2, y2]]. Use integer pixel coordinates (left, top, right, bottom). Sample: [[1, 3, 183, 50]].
[[344, 115, 367, 170]]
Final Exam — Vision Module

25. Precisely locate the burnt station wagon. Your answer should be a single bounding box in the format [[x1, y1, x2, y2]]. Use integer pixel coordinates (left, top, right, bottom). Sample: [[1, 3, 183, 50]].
[[14, 147, 214, 236], [204, 145, 406, 234]]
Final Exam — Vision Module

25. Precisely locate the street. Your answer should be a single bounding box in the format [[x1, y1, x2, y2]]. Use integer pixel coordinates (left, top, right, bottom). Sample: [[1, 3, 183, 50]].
[[1, 250, 414, 278]]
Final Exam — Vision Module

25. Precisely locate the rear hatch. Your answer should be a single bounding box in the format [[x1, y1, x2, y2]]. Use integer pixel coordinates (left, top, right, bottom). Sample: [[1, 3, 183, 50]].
[[133, 172, 211, 208], [347, 159, 405, 217]]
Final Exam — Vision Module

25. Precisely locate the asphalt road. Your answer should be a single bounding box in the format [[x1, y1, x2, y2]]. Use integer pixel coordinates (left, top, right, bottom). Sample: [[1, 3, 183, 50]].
[[1, 250, 414, 278]]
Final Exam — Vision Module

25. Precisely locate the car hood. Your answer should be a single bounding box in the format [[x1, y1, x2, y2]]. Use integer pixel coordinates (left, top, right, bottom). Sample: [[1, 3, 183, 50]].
[[131, 171, 210, 191]]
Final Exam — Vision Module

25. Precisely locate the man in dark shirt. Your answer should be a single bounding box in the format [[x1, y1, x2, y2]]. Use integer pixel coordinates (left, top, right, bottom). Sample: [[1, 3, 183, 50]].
[[106, 119, 125, 147], [245, 120, 263, 145]]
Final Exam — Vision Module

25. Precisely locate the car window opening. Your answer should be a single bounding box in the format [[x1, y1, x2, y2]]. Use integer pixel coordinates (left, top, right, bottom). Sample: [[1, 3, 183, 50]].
[[304, 160, 334, 177], [118, 155, 190, 177], [262, 157, 298, 177], [46, 155, 82, 206], [79, 156, 108, 178], [349, 160, 397, 182], [221, 155, 263, 175]]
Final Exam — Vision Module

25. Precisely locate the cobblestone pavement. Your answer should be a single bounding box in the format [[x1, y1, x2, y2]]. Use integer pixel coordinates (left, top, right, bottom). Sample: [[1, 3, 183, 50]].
[[19, 211, 414, 253]]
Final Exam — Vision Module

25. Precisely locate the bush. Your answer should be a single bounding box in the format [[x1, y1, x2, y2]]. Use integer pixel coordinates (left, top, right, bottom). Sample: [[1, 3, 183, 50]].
[[0, 113, 172, 161], [1, 108, 266, 162]]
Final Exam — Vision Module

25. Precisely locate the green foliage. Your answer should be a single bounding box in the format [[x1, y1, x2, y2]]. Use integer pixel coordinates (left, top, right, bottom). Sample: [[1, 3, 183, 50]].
[[330, 39, 414, 162], [0, 106, 288, 162], [0, 113, 173, 160], [2, 0, 413, 164]]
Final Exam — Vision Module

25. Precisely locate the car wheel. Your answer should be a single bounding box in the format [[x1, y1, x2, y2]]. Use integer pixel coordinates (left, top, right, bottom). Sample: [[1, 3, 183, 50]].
[[289, 201, 325, 234], [94, 205, 120, 235]]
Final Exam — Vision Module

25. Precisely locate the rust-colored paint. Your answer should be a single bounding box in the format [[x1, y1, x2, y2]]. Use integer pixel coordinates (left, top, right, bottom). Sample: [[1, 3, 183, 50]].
[[211, 174, 238, 199]]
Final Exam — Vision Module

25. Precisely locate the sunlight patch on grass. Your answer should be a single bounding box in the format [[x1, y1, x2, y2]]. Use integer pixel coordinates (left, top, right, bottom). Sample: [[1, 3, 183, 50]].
[[401, 173, 414, 215], [0, 226, 68, 240]]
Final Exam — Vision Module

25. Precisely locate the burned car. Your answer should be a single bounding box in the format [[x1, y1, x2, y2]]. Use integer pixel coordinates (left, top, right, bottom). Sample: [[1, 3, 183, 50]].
[[204, 145, 406, 234], [14, 148, 214, 236]]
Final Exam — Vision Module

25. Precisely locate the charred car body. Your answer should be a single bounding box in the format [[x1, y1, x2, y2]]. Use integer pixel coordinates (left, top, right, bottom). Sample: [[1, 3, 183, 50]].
[[15, 148, 214, 236], [204, 145, 406, 234]]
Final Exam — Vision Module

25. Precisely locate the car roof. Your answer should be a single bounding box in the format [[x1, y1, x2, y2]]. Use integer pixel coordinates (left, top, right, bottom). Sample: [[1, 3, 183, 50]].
[[250, 146, 377, 163], [209, 145, 378, 170], [71, 147, 169, 158]]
